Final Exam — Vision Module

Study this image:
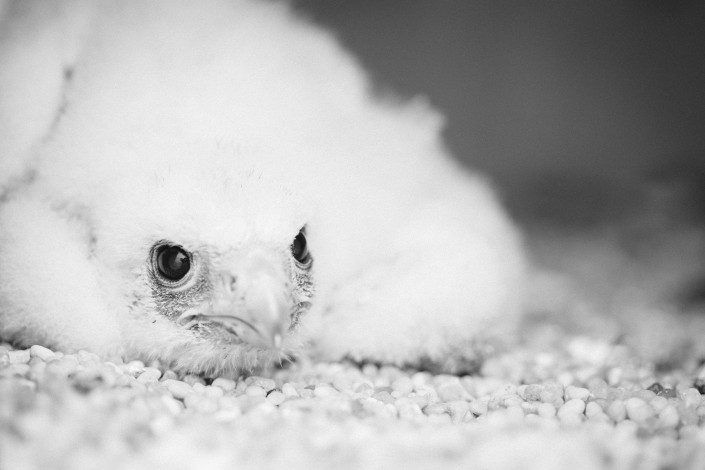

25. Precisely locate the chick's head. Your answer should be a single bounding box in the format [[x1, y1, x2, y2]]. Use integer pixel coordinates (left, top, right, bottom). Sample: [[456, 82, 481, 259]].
[[87, 162, 315, 376]]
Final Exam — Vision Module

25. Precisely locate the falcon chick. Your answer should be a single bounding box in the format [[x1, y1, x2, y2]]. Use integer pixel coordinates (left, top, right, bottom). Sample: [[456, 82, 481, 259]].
[[0, 0, 525, 376]]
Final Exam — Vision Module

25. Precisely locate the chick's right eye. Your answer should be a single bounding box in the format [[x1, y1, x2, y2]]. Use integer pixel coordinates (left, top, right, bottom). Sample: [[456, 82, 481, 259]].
[[155, 245, 191, 281], [291, 230, 311, 265]]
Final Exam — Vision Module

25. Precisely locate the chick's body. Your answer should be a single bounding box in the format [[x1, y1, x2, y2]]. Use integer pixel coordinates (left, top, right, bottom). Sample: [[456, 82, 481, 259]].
[[0, 0, 524, 375]]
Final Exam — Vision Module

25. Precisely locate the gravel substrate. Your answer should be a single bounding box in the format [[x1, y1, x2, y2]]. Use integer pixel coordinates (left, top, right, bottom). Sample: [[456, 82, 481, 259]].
[[3, 328, 705, 470]]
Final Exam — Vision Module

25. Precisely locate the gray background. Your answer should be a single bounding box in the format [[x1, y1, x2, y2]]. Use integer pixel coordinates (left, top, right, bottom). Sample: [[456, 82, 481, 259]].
[[295, 0, 705, 225]]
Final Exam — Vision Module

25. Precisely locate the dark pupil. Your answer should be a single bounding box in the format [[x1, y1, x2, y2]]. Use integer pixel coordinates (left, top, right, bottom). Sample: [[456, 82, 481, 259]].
[[292, 231, 309, 263], [157, 246, 191, 281]]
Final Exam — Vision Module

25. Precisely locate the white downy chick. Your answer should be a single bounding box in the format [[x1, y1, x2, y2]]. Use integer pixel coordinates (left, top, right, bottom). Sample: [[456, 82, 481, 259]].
[[0, 0, 525, 376]]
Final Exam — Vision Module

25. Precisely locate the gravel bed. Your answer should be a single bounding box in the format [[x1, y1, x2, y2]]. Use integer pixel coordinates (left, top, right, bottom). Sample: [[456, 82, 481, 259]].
[[3, 329, 705, 470]]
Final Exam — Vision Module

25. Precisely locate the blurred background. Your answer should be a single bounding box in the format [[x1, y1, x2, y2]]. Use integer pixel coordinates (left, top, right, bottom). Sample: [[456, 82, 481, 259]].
[[295, 1, 705, 350], [295, 0, 705, 226]]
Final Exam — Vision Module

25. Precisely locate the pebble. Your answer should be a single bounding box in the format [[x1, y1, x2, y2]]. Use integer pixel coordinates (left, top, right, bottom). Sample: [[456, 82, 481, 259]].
[[314, 384, 337, 397], [437, 382, 466, 402], [1, 363, 30, 378], [212, 378, 236, 392], [372, 391, 395, 404], [245, 376, 276, 392], [446, 400, 470, 422], [607, 400, 627, 422], [537, 402, 556, 418], [558, 399, 586, 423], [245, 385, 267, 398], [585, 401, 603, 419], [163, 379, 194, 400], [161, 370, 179, 381], [136, 368, 162, 384], [681, 388, 702, 408], [407, 393, 430, 409], [650, 396, 668, 414], [395, 398, 424, 420], [564, 385, 590, 401], [281, 383, 299, 398], [266, 390, 286, 406], [659, 405, 680, 428], [624, 398, 654, 423], [8, 349, 30, 364], [77, 350, 101, 365], [203, 386, 225, 399], [29, 345, 55, 361], [468, 399, 488, 416], [679, 425, 700, 439], [423, 403, 448, 416], [3, 338, 705, 469], [183, 375, 206, 386], [522, 384, 543, 401], [391, 377, 414, 395]]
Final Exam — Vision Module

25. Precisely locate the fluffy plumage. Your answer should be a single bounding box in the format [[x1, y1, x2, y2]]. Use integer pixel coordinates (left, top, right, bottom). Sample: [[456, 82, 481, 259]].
[[0, 0, 524, 376]]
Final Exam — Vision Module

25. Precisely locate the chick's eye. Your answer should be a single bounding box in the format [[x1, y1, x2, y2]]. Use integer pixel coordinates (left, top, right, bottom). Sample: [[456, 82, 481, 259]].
[[291, 230, 310, 265], [155, 245, 191, 281]]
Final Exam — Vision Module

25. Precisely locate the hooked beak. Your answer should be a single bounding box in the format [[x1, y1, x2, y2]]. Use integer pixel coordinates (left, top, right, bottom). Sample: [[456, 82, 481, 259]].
[[179, 250, 292, 350], [234, 254, 291, 349]]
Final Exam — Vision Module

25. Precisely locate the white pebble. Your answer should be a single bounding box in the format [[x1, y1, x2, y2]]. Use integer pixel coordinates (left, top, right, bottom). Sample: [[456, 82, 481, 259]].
[[266, 390, 286, 406], [437, 382, 466, 402], [681, 388, 702, 408], [245, 376, 276, 392], [564, 385, 590, 401], [183, 375, 206, 386], [505, 405, 526, 422], [607, 400, 627, 422], [392, 377, 414, 395], [29, 345, 55, 361], [212, 378, 236, 392], [332, 375, 352, 391], [123, 360, 145, 377], [650, 396, 668, 414], [522, 384, 543, 401], [160, 395, 184, 415], [468, 399, 488, 416], [423, 404, 448, 416], [537, 402, 557, 418], [163, 379, 194, 400], [606, 368, 623, 386], [214, 408, 242, 422], [282, 383, 299, 398], [624, 398, 655, 423], [446, 400, 470, 423], [51, 355, 80, 376], [425, 412, 450, 425], [136, 367, 162, 384], [203, 386, 225, 399], [558, 399, 586, 423], [314, 385, 337, 397], [659, 405, 680, 428], [8, 349, 30, 364], [1, 363, 30, 378], [407, 393, 430, 409], [585, 401, 603, 418], [396, 398, 424, 421], [679, 424, 700, 439], [77, 350, 101, 365], [245, 385, 266, 398]]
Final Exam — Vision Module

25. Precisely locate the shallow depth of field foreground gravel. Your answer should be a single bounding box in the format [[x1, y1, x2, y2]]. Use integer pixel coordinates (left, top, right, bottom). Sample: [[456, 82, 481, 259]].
[[2, 220, 705, 470], [3, 318, 705, 470]]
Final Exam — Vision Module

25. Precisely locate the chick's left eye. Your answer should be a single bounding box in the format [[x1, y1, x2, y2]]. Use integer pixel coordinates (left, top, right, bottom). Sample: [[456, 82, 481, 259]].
[[291, 230, 310, 264], [156, 246, 191, 281]]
